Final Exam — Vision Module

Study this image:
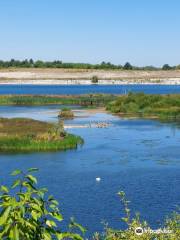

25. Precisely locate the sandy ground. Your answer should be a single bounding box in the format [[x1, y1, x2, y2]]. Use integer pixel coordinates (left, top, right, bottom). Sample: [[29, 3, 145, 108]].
[[0, 68, 180, 84]]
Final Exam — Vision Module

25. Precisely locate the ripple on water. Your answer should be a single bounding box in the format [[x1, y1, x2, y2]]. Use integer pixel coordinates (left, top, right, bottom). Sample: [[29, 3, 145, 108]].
[[0, 105, 180, 235]]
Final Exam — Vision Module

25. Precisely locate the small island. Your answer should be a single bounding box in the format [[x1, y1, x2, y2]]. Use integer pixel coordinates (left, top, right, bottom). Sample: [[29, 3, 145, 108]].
[[58, 108, 74, 119], [0, 118, 83, 152]]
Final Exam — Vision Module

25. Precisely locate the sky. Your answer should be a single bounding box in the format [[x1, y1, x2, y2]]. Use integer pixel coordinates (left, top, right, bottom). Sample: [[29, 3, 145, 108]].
[[0, 0, 180, 66]]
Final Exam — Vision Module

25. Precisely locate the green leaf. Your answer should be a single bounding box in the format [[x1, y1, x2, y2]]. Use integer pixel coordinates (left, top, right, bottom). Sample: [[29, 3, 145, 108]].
[[46, 220, 57, 227], [31, 211, 38, 221], [56, 233, 83, 240], [11, 170, 22, 176], [28, 168, 39, 173], [69, 218, 86, 234], [42, 232, 51, 240], [0, 185, 9, 193], [12, 225, 19, 240], [51, 200, 59, 206], [51, 212, 63, 222], [0, 206, 11, 225], [11, 179, 21, 189], [26, 175, 37, 184]]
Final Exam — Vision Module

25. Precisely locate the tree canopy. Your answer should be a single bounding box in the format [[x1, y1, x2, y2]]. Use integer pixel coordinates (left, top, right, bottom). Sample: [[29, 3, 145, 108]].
[[0, 59, 178, 70]]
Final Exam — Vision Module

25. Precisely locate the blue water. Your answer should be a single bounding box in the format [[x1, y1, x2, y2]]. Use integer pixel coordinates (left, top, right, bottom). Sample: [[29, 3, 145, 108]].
[[1, 84, 180, 95], [0, 106, 180, 236]]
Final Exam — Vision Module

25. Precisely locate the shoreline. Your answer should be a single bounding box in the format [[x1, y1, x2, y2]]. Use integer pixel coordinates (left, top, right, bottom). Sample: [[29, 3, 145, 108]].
[[0, 78, 180, 85], [0, 68, 180, 85]]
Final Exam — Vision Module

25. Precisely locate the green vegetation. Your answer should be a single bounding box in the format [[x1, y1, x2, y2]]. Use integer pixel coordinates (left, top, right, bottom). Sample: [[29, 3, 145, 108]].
[[95, 192, 180, 240], [58, 108, 74, 119], [0, 59, 180, 70], [106, 93, 180, 121], [1, 93, 180, 121], [0, 170, 179, 239], [0, 118, 83, 152], [0, 94, 116, 107], [91, 75, 99, 84], [123, 62, 133, 70], [0, 168, 85, 239]]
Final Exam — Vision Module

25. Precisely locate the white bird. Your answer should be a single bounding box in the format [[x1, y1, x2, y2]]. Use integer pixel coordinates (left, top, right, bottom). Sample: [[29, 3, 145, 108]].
[[96, 177, 101, 182]]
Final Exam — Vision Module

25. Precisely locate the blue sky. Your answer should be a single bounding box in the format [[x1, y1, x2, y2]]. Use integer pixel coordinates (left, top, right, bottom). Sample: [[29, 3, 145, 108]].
[[0, 0, 180, 66]]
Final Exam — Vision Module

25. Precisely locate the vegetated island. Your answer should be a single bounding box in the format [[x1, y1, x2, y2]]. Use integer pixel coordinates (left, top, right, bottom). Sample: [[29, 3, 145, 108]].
[[58, 108, 74, 119], [106, 93, 180, 121], [0, 118, 83, 153]]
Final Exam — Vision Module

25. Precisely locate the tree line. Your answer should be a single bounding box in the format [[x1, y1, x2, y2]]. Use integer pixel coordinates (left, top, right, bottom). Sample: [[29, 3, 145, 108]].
[[0, 59, 179, 70]]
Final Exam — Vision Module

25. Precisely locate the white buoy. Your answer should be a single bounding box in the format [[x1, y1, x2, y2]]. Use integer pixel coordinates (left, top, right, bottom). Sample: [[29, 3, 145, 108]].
[[96, 177, 101, 182]]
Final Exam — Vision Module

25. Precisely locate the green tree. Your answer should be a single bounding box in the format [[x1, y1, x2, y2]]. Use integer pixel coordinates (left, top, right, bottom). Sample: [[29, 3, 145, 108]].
[[123, 62, 133, 70], [162, 64, 172, 70], [91, 75, 99, 84]]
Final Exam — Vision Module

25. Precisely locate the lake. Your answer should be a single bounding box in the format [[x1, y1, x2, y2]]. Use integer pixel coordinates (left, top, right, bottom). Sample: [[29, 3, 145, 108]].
[[0, 105, 180, 236], [1, 84, 180, 95]]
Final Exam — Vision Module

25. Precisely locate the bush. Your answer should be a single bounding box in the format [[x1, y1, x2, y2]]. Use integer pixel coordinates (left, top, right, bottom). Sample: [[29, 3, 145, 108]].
[[91, 76, 99, 84], [94, 192, 180, 240], [106, 93, 180, 121], [58, 108, 74, 119], [0, 169, 85, 239]]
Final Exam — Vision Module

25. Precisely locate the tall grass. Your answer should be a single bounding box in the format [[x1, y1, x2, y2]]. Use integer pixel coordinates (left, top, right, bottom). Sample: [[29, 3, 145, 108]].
[[0, 94, 116, 107], [106, 93, 180, 121], [0, 134, 83, 153], [0, 118, 83, 153]]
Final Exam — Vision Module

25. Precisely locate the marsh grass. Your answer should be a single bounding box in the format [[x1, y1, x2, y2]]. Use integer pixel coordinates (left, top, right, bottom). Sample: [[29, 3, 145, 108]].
[[106, 93, 180, 121], [0, 118, 83, 153], [0, 94, 116, 107], [0, 134, 83, 153]]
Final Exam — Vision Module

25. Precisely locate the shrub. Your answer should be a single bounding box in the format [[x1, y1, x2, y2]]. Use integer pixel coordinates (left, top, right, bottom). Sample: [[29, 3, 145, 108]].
[[106, 93, 180, 121], [58, 108, 74, 119], [94, 192, 180, 240], [0, 169, 85, 239], [91, 76, 99, 84]]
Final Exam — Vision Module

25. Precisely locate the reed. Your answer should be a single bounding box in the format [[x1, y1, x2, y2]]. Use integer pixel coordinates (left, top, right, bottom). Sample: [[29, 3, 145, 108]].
[[106, 93, 180, 121], [0, 94, 116, 107]]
